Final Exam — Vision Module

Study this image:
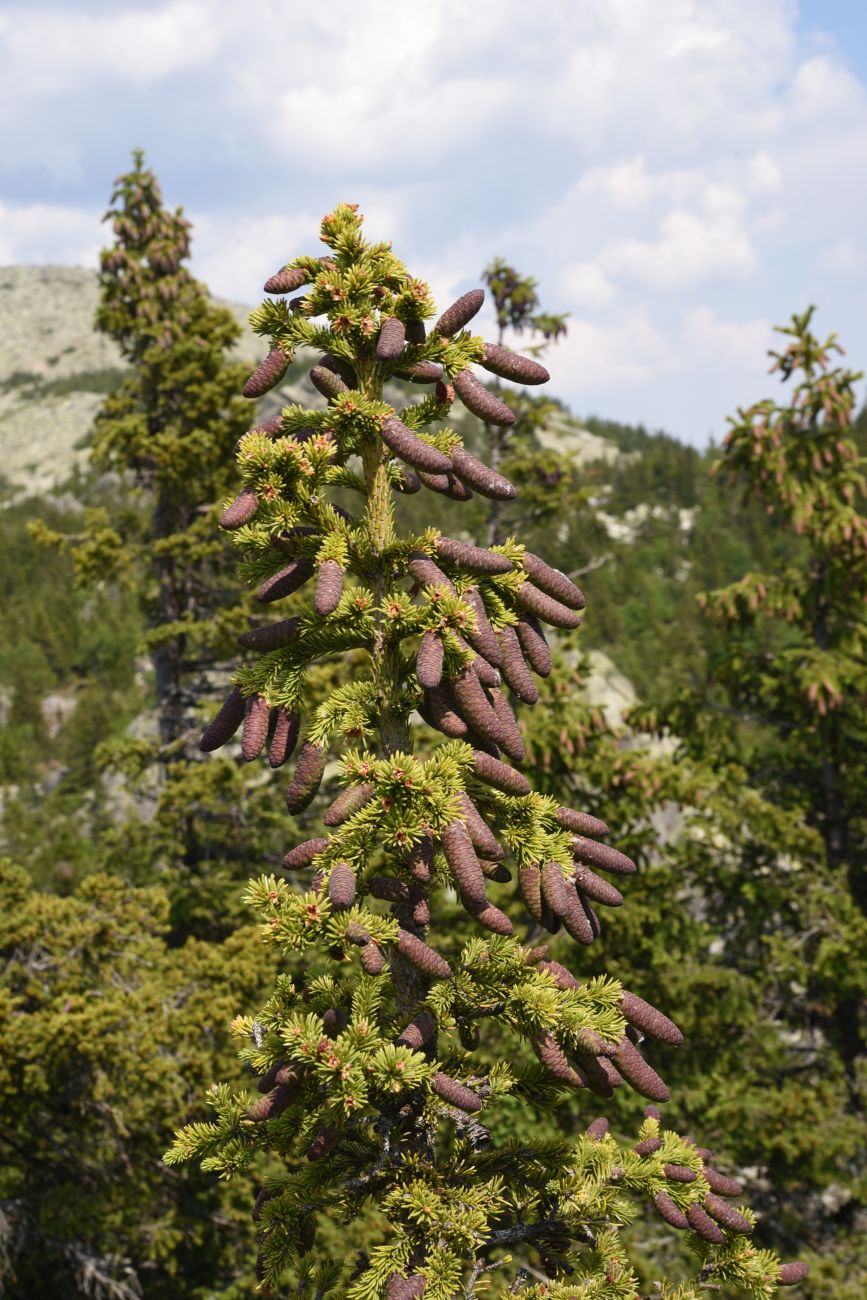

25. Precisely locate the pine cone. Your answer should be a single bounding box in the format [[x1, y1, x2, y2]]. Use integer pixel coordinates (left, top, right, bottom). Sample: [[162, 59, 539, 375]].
[[450, 445, 517, 499], [461, 895, 513, 935], [686, 1203, 724, 1244], [572, 836, 636, 876], [408, 835, 434, 882], [309, 364, 348, 400], [396, 1009, 437, 1050], [621, 990, 683, 1046], [376, 315, 406, 360], [296, 1215, 315, 1256], [703, 1167, 743, 1197], [778, 1262, 809, 1285], [435, 536, 513, 575], [416, 631, 444, 689], [405, 318, 427, 344], [653, 1190, 688, 1229], [466, 647, 499, 688], [516, 614, 552, 677], [433, 288, 485, 337], [471, 749, 530, 796], [243, 347, 290, 398], [431, 1071, 482, 1112], [256, 557, 314, 603], [251, 414, 284, 436], [474, 852, 507, 878], [241, 694, 270, 762], [451, 670, 503, 747], [395, 468, 422, 494], [257, 1061, 297, 1092], [612, 1038, 669, 1102], [387, 1273, 427, 1299], [518, 865, 544, 924], [578, 892, 602, 939], [585, 1116, 609, 1140], [498, 626, 539, 703], [575, 1050, 621, 1096], [306, 1125, 339, 1161], [704, 1193, 752, 1234], [368, 876, 409, 903], [442, 821, 487, 905], [238, 617, 301, 652], [396, 360, 442, 382], [314, 560, 344, 615], [283, 837, 329, 869], [663, 1164, 697, 1183], [269, 708, 300, 767], [328, 863, 356, 910], [463, 588, 503, 666], [381, 416, 452, 473], [359, 941, 385, 974], [454, 369, 516, 426], [515, 581, 582, 629], [219, 488, 259, 530], [285, 741, 327, 813], [264, 266, 307, 294], [345, 922, 371, 945], [417, 470, 474, 501], [323, 782, 375, 826], [251, 1187, 271, 1221], [458, 793, 504, 859], [556, 807, 609, 837], [397, 929, 452, 979], [408, 552, 456, 592], [530, 1029, 586, 1086], [634, 1137, 663, 1156], [247, 1080, 298, 1121], [541, 861, 572, 917], [480, 342, 549, 385], [200, 686, 245, 751], [537, 958, 581, 990], [489, 688, 525, 763], [523, 552, 585, 610], [421, 684, 468, 739], [321, 1007, 349, 1035], [574, 865, 623, 908]]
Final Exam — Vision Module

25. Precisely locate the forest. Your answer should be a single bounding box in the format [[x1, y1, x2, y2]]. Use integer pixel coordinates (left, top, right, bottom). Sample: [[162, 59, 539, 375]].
[[0, 154, 864, 1299]]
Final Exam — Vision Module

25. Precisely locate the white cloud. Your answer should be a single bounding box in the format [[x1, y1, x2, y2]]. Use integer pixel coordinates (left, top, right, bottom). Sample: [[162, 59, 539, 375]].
[[0, 201, 101, 266], [546, 311, 675, 391]]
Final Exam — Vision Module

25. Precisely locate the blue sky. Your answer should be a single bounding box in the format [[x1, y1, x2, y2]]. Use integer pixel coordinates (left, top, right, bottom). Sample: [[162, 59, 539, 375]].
[[1, 0, 865, 445]]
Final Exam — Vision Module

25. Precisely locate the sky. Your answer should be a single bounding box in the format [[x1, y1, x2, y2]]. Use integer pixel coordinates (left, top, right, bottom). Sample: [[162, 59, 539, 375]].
[[1, 0, 866, 446]]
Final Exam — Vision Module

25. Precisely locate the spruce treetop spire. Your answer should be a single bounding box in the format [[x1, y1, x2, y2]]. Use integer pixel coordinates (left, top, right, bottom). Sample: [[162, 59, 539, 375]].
[[167, 203, 807, 1297]]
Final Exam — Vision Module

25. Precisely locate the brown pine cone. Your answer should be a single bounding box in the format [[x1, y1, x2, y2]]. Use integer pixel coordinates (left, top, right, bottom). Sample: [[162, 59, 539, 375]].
[[247, 1080, 298, 1121], [585, 1116, 609, 1140], [572, 836, 636, 876], [314, 559, 344, 615], [454, 369, 516, 426], [359, 941, 385, 974], [704, 1193, 753, 1234], [461, 895, 513, 935], [219, 488, 259, 530], [257, 1061, 297, 1093], [367, 876, 409, 903], [558, 887, 595, 945], [421, 684, 469, 739], [621, 990, 683, 1045], [435, 536, 513, 575], [396, 1009, 437, 1050], [376, 315, 406, 360], [578, 892, 602, 939], [530, 1029, 586, 1086], [406, 318, 427, 344], [269, 708, 300, 767], [653, 1190, 689, 1229], [243, 347, 290, 398], [416, 631, 444, 689], [397, 929, 452, 979], [345, 922, 371, 945], [408, 835, 434, 882], [241, 694, 270, 762], [408, 552, 456, 592], [412, 470, 452, 498], [306, 1125, 339, 1161], [574, 865, 623, 908], [323, 782, 375, 826], [518, 865, 544, 924], [489, 687, 525, 763], [395, 468, 422, 494], [541, 861, 572, 917], [442, 821, 487, 905], [515, 581, 582, 629], [778, 1262, 809, 1285], [256, 557, 314, 603], [251, 1187, 271, 1222], [556, 807, 610, 837], [480, 342, 549, 385], [200, 686, 245, 751], [264, 266, 307, 294], [309, 364, 348, 400], [634, 1137, 663, 1156], [251, 414, 284, 436], [537, 959, 580, 990], [431, 1071, 482, 1112], [451, 669, 504, 747], [285, 741, 327, 813], [396, 360, 442, 383], [522, 552, 585, 609], [381, 416, 452, 473], [450, 445, 517, 499], [498, 626, 539, 703], [466, 647, 499, 688], [238, 617, 301, 652], [686, 1203, 724, 1244], [321, 1007, 349, 1036], [663, 1164, 697, 1183], [387, 1273, 427, 1299], [612, 1038, 669, 1102], [433, 288, 485, 337], [282, 837, 329, 869], [328, 863, 356, 910], [476, 858, 508, 881], [462, 588, 503, 666], [458, 793, 505, 859], [516, 613, 552, 677], [703, 1167, 744, 1197], [471, 749, 530, 796]]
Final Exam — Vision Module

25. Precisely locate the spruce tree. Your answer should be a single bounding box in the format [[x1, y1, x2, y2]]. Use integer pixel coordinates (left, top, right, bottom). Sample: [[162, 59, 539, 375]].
[[167, 204, 808, 1297]]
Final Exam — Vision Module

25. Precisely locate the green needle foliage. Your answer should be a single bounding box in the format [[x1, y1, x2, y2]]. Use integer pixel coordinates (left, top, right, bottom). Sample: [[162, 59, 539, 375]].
[[167, 204, 806, 1298]]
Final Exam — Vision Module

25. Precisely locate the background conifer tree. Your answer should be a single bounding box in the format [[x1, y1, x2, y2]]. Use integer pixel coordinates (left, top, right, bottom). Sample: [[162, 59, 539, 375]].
[[167, 204, 808, 1298]]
